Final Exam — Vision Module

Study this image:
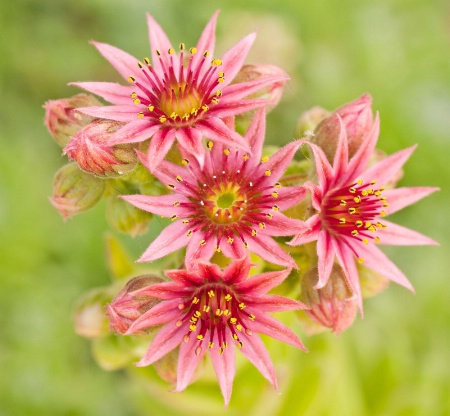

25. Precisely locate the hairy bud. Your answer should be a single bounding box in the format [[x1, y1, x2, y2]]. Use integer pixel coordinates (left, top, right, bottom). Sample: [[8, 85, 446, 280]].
[[43, 94, 101, 147]]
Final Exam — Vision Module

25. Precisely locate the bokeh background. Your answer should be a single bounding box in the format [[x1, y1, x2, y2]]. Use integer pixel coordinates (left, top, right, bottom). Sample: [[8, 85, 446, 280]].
[[1, 0, 449, 415]]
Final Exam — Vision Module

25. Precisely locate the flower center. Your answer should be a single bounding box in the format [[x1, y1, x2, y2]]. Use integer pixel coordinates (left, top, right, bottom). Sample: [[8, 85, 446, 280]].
[[175, 283, 254, 355], [321, 179, 388, 258], [204, 184, 247, 225], [127, 45, 224, 127]]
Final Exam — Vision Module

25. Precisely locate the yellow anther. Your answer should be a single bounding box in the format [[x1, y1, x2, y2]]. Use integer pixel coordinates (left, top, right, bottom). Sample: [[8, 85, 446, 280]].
[[211, 58, 222, 66], [339, 218, 346, 224], [233, 334, 238, 340], [222, 342, 228, 349], [137, 61, 143, 68], [361, 190, 368, 197], [148, 105, 154, 112], [349, 187, 356, 193], [243, 241, 248, 248], [218, 348, 224, 354], [208, 342, 214, 348], [224, 310, 231, 316], [168, 48, 175, 54], [340, 200, 347, 206], [168, 184, 175, 189], [179, 43, 185, 51], [272, 191, 279, 198], [191, 108, 198, 116], [197, 335, 204, 341], [356, 220, 363, 227], [239, 302, 246, 310], [251, 229, 257, 236], [370, 180, 377, 185], [218, 72, 224, 77], [170, 214, 177, 221], [368, 189, 374, 194], [170, 112, 177, 120], [218, 77, 225, 83], [181, 158, 189, 165], [351, 230, 359, 236], [189, 324, 196, 331], [376, 222, 384, 228], [374, 191, 381, 196], [238, 342, 243, 348], [383, 203, 389, 207], [369, 225, 376, 232], [364, 221, 371, 228], [211, 97, 219, 104], [264, 169, 272, 176], [199, 240, 206, 246], [173, 201, 180, 207], [215, 309, 223, 316], [202, 104, 209, 112], [261, 156, 269, 163], [189, 47, 197, 54], [348, 208, 356, 214], [182, 219, 189, 224], [243, 154, 250, 161], [358, 257, 365, 264], [380, 210, 386, 217], [379, 186, 385, 191], [375, 237, 381, 243], [225, 294, 232, 301], [249, 314, 256, 321], [159, 115, 167, 122], [155, 50, 161, 56], [192, 297, 200, 304], [215, 246, 221, 253], [259, 222, 266, 229], [216, 90, 222, 97], [203, 305, 210, 312], [266, 213, 273, 219], [227, 237, 234, 244], [194, 311, 201, 318], [363, 238, 369, 245], [203, 51, 210, 58], [275, 182, 282, 188], [131, 92, 138, 99], [224, 148, 230, 155], [190, 317, 197, 323], [354, 196, 361, 203], [144, 57, 150, 65], [208, 290, 215, 298], [176, 175, 183, 182], [230, 317, 237, 324], [236, 324, 243, 331], [207, 140, 214, 149], [128, 76, 136, 83], [357, 179, 364, 185], [137, 112, 144, 119]]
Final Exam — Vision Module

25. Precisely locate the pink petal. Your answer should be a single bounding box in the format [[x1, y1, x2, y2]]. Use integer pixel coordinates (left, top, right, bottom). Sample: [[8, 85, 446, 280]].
[[150, 160, 197, 198], [120, 194, 192, 217], [377, 220, 438, 246], [244, 108, 266, 162], [339, 113, 380, 186], [302, 142, 334, 192], [236, 268, 291, 296], [245, 233, 297, 268], [131, 281, 190, 300], [383, 186, 439, 215], [209, 98, 273, 119], [315, 229, 335, 289], [220, 76, 289, 104], [356, 242, 414, 292], [77, 105, 137, 122], [272, 186, 307, 211], [69, 82, 133, 105], [221, 33, 256, 84], [108, 120, 160, 145], [147, 127, 176, 171], [223, 256, 254, 285], [247, 312, 307, 351], [261, 212, 310, 237], [165, 269, 205, 286], [127, 298, 183, 334], [238, 332, 277, 389], [196, 118, 250, 151], [146, 13, 179, 75], [361, 145, 417, 187], [91, 41, 140, 82], [196, 261, 223, 282], [135, 321, 186, 367], [174, 331, 207, 392], [332, 115, 349, 179], [288, 215, 321, 246], [137, 221, 191, 262], [195, 10, 219, 61], [185, 231, 216, 269], [243, 295, 307, 312], [175, 128, 206, 168], [219, 237, 247, 259], [209, 331, 235, 408]]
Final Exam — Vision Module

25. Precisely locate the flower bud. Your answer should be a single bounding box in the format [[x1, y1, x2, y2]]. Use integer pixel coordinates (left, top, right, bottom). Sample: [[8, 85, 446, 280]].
[[232, 64, 289, 118], [300, 265, 357, 334], [43, 94, 101, 147], [73, 288, 111, 338], [106, 275, 164, 334], [50, 163, 105, 219], [106, 195, 153, 237], [312, 94, 374, 162], [64, 119, 138, 178], [295, 106, 330, 138]]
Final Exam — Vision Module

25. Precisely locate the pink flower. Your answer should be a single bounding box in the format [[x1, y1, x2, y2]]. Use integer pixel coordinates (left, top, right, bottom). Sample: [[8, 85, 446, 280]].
[[72, 11, 286, 170], [289, 116, 438, 308], [123, 109, 309, 268], [124, 257, 307, 406]]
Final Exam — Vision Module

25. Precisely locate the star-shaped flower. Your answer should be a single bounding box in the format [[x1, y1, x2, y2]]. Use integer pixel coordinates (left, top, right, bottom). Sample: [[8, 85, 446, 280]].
[[122, 257, 307, 406], [72, 11, 287, 169], [290, 115, 438, 308], [123, 109, 308, 268]]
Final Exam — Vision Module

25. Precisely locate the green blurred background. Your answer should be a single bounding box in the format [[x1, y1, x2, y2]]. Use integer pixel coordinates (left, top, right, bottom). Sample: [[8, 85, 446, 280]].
[[1, 0, 449, 414]]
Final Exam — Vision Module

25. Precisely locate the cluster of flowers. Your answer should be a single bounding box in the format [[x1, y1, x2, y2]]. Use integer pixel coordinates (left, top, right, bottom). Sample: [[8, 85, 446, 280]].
[[44, 11, 438, 406]]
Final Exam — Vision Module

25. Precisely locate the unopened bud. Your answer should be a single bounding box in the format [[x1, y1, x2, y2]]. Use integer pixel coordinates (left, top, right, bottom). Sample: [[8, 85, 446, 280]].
[[43, 94, 101, 147], [295, 106, 330, 138], [64, 119, 138, 178], [50, 163, 105, 220], [106, 195, 153, 237], [300, 265, 357, 334], [106, 275, 164, 334], [312, 94, 374, 162]]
